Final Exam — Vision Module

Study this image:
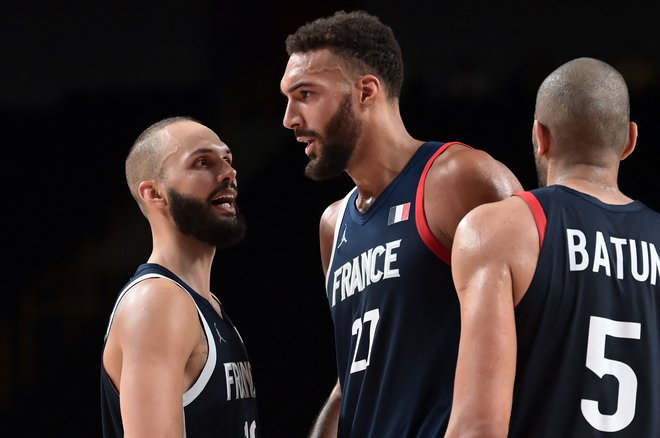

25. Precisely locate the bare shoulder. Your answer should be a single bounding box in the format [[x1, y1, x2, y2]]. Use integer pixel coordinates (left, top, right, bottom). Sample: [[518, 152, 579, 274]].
[[456, 196, 532, 246], [453, 196, 536, 277], [319, 198, 344, 276], [429, 144, 522, 196], [320, 199, 343, 236], [423, 144, 523, 248], [453, 195, 540, 302], [110, 277, 199, 343], [103, 277, 201, 386]]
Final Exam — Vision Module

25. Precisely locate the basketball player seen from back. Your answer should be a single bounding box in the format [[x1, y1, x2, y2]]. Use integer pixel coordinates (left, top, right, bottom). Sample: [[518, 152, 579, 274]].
[[445, 57, 660, 437], [100, 117, 259, 438], [280, 10, 523, 437]]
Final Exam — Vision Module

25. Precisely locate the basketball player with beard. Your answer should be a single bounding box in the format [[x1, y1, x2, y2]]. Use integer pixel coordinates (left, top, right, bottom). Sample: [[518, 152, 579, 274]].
[[100, 117, 259, 437], [280, 10, 522, 437]]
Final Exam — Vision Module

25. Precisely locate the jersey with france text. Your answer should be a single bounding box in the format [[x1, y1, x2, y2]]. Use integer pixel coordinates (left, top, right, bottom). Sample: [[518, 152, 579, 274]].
[[100, 263, 259, 438], [326, 141, 463, 437], [511, 185, 660, 437]]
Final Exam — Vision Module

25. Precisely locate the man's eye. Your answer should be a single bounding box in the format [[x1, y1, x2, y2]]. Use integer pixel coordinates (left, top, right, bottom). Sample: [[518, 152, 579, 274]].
[[301, 91, 312, 98], [195, 158, 208, 167]]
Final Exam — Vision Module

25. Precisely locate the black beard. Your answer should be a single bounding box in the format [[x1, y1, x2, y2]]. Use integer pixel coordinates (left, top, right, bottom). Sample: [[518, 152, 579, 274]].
[[535, 157, 548, 188], [304, 94, 361, 181], [168, 189, 246, 249]]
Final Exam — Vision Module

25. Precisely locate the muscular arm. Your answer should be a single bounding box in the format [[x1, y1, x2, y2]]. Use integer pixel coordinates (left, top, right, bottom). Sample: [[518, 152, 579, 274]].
[[319, 199, 343, 276], [444, 197, 539, 438], [104, 279, 200, 438], [309, 379, 342, 438], [424, 146, 523, 249], [308, 202, 344, 437]]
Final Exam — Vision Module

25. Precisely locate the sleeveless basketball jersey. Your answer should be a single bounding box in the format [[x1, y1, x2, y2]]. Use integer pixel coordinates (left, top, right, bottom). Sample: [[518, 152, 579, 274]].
[[100, 263, 259, 438], [326, 141, 462, 437], [511, 185, 660, 437]]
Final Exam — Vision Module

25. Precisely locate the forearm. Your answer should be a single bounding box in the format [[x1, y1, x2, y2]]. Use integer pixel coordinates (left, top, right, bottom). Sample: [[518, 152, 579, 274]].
[[445, 411, 509, 438], [309, 381, 341, 438]]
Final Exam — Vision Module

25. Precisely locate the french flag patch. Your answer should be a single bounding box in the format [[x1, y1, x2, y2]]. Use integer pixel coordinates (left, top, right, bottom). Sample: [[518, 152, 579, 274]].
[[388, 202, 410, 225]]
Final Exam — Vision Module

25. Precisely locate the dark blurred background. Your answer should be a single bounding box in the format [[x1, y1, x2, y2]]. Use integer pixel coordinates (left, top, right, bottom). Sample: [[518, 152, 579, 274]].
[[2, 1, 659, 436]]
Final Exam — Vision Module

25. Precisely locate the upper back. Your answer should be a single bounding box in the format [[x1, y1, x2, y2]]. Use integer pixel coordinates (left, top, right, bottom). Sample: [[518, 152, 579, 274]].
[[511, 185, 660, 437]]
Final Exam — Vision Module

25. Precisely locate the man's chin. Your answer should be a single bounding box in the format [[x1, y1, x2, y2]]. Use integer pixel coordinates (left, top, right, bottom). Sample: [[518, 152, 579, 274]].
[[305, 160, 344, 181]]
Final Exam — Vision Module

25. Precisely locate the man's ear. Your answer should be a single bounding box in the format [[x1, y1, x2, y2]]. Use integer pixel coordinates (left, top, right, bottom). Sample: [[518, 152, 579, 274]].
[[620, 121, 638, 161], [139, 181, 166, 207], [533, 120, 551, 157], [357, 74, 380, 104]]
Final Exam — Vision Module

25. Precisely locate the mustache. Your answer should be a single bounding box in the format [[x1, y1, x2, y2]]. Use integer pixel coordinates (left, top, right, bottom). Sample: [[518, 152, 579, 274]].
[[209, 181, 238, 200], [294, 128, 319, 138]]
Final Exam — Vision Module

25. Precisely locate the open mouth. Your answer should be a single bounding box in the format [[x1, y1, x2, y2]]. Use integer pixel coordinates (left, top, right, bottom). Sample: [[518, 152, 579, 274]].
[[211, 195, 236, 213], [298, 137, 315, 157], [295, 132, 318, 157]]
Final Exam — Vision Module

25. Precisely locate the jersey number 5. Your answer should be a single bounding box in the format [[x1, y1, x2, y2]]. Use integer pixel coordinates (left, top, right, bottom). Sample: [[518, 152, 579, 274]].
[[581, 315, 641, 432], [350, 309, 380, 374]]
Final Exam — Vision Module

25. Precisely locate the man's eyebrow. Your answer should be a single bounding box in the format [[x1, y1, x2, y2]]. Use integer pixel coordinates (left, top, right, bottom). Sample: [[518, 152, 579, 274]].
[[282, 81, 316, 96], [188, 146, 231, 157], [189, 147, 214, 156]]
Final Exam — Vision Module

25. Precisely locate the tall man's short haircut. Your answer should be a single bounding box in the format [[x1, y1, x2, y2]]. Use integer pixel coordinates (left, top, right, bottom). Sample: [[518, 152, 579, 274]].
[[285, 10, 404, 100]]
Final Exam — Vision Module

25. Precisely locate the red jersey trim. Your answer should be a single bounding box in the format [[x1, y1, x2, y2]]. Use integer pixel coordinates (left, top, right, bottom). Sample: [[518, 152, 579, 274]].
[[415, 141, 471, 265], [513, 191, 547, 248]]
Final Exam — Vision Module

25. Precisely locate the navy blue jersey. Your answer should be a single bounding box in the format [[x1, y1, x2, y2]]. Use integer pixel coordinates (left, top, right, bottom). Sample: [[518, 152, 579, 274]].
[[326, 141, 463, 437], [511, 186, 660, 437], [101, 263, 259, 438]]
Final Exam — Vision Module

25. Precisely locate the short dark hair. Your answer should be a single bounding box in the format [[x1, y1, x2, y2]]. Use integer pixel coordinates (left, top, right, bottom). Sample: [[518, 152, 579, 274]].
[[536, 57, 630, 157], [125, 116, 198, 210], [285, 10, 404, 99]]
